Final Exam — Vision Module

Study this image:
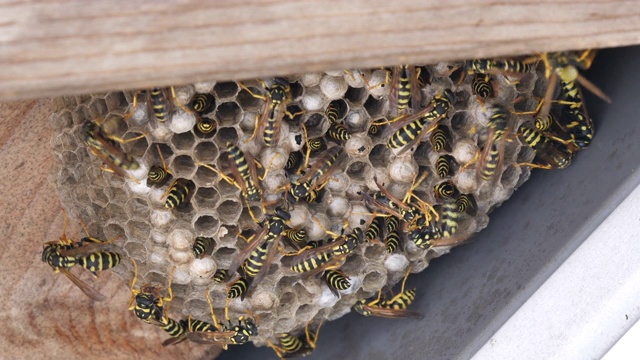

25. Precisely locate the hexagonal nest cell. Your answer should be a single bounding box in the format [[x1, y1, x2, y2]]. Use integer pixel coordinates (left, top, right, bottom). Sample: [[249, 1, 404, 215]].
[[49, 60, 558, 350]]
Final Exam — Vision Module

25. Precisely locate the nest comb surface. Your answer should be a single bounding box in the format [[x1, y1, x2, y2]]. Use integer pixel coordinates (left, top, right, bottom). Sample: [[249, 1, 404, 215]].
[[49, 63, 542, 346]]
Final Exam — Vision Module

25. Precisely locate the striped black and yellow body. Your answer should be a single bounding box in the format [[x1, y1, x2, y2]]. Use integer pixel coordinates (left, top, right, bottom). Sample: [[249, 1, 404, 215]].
[[164, 179, 195, 209], [430, 124, 453, 152], [190, 93, 216, 114], [133, 291, 166, 324], [456, 193, 478, 216], [304, 137, 327, 155], [352, 269, 422, 319], [283, 229, 307, 246], [365, 216, 383, 242], [291, 251, 333, 274], [43, 242, 76, 269], [387, 90, 455, 150], [323, 269, 351, 297], [227, 277, 249, 299], [385, 228, 401, 253], [77, 252, 121, 276], [288, 146, 343, 204], [190, 92, 217, 135], [535, 112, 554, 132], [43, 237, 117, 301], [241, 237, 272, 279], [196, 117, 217, 135], [263, 79, 290, 147], [83, 121, 140, 171], [327, 122, 351, 142], [288, 180, 315, 204], [385, 216, 400, 234], [519, 125, 548, 151], [381, 288, 417, 310], [559, 77, 593, 149], [241, 211, 288, 278], [410, 222, 441, 249], [285, 151, 303, 174], [226, 317, 259, 345], [439, 202, 459, 238], [193, 236, 213, 259], [227, 143, 262, 202], [161, 317, 186, 338], [213, 269, 228, 283], [489, 105, 509, 141], [395, 65, 413, 114], [277, 333, 305, 355], [229, 208, 289, 300], [479, 143, 501, 181], [330, 228, 363, 256], [479, 107, 509, 181], [291, 229, 361, 274], [466, 59, 533, 75], [434, 180, 459, 200], [150, 88, 170, 123], [368, 192, 420, 226], [472, 73, 494, 99], [518, 125, 572, 169], [270, 324, 320, 359], [436, 154, 457, 178], [306, 146, 342, 183], [325, 100, 341, 124], [147, 165, 171, 186], [186, 318, 218, 333]]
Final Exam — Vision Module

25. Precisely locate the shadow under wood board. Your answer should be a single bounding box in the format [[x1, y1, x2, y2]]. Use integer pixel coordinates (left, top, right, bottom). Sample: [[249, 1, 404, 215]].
[[1, 0, 640, 100], [0, 100, 220, 360], [215, 45, 640, 360]]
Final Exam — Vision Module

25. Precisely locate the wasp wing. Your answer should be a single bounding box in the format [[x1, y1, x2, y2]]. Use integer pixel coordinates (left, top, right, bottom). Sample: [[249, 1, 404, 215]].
[[59, 268, 106, 301]]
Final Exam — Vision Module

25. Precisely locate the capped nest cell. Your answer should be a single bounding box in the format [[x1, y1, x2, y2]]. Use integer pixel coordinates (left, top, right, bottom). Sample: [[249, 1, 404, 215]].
[[49, 60, 548, 349]]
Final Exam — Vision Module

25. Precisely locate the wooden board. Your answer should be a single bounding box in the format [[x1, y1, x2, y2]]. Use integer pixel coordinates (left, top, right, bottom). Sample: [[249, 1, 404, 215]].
[[1, 0, 639, 100]]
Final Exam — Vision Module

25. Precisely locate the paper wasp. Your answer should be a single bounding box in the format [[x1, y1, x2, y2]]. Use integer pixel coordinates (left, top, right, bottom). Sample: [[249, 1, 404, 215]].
[[286, 146, 345, 204], [268, 320, 323, 359], [380, 90, 456, 155], [128, 259, 175, 325], [124, 87, 194, 125], [323, 269, 351, 297], [190, 93, 218, 136], [239, 78, 297, 147], [147, 144, 173, 187], [42, 211, 121, 301], [185, 291, 258, 349], [162, 178, 195, 209], [517, 125, 572, 170], [226, 207, 290, 300], [353, 267, 422, 319], [386, 65, 423, 117], [82, 120, 144, 183], [193, 236, 214, 259]]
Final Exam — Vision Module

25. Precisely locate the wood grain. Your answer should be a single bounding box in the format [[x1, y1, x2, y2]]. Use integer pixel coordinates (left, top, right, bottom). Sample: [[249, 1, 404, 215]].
[[0, 100, 220, 360], [1, 0, 639, 101]]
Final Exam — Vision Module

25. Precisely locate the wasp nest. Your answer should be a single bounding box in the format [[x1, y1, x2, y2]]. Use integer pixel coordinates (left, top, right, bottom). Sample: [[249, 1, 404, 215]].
[[49, 62, 542, 347]]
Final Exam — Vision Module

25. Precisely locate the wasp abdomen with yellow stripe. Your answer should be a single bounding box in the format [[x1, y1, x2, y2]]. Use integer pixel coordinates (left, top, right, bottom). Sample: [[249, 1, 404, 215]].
[[163, 178, 195, 209], [436, 154, 458, 178], [472, 73, 494, 99], [386, 90, 456, 154], [430, 123, 453, 152], [323, 269, 351, 297], [77, 252, 121, 276], [439, 202, 459, 238], [193, 236, 214, 259]]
